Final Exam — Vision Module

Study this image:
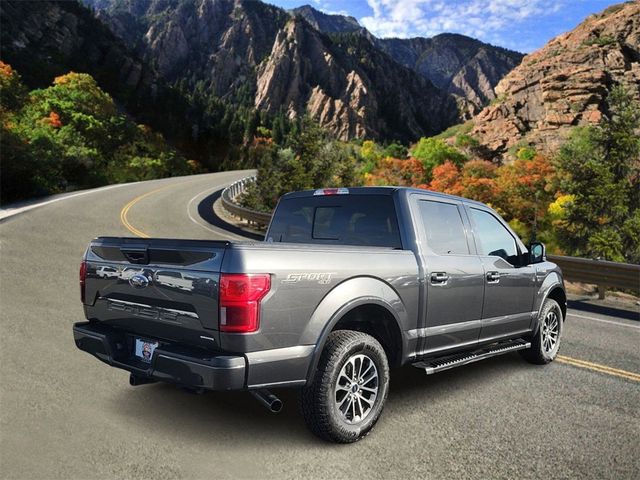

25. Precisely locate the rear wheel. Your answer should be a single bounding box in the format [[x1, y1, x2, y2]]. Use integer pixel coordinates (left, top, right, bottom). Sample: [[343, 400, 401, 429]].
[[300, 330, 389, 443], [521, 298, 563, 364]]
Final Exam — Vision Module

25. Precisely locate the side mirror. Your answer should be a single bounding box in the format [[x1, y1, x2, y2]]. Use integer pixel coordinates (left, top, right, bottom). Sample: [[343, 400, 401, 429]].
[[529, 241, 545, 264]]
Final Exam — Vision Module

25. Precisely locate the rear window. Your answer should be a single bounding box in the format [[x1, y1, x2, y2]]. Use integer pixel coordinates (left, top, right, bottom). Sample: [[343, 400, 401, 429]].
[[267, 195, 402, 248]]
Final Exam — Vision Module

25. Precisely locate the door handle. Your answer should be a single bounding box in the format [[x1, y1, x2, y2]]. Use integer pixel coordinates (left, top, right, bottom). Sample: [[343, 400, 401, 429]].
[[486, 271, 500, 283], [430, 272, 449, 285]]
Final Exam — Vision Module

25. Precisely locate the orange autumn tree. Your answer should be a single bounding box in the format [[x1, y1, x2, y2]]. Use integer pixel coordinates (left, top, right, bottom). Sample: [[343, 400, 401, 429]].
[[428, 161, 464, 196], [459, 159, 499, 204], [0, 61, 26, 114], [496, 154, 556, 233], [428, 159, 498, 205], [366, 157, 425, 187]]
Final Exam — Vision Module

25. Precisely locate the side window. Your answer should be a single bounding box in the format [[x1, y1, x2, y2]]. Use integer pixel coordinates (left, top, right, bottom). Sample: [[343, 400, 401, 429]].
[[469, 208, 519, 266], [418, 200, 469, 255]]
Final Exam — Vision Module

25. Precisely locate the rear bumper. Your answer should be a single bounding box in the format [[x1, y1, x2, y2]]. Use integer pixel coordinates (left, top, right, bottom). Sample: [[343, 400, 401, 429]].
[[73, 322, 245, 391]]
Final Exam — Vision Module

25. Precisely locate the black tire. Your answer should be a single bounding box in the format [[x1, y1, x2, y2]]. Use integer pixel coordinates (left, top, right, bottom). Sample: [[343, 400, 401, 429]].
[[520, 298, 563, 364], [299, 330, 390, 443]]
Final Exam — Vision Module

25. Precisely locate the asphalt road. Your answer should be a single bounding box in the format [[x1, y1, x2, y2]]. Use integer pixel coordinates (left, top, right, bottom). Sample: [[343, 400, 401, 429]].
[[1, 172, 638, 479]]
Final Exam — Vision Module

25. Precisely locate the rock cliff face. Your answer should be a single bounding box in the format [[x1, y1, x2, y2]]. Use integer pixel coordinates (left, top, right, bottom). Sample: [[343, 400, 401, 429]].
[[255, 19, 373, 139], [291, 5, 362, 34], [469, 2, 640, 158], [378, 35, 523, 116], [85, 0, 289, 99], [0, 0, 153, 93], [255, 18, 457, 141], [5, 0, 524, 142], [84, 0, 458, 141], [292, 6, 523, 116]]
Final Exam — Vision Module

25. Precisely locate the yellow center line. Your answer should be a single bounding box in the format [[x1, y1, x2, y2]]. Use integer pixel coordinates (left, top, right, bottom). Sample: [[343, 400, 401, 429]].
[[120, 183, 179, 238], [557, 355, 640, 382]]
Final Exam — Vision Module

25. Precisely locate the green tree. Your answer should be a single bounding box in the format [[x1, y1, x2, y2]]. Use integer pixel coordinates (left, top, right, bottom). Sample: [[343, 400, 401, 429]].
[[383, 142, 408, 159], [242, 117, 362, 211], [411, 137, 467, 181], [1, 62, 64, 200], [359, 140, 383, 174], [244, 109, 259, 142], [1, 66, 197, 203], [271, 111, 286, 145], [555, 86, 640, 262], [0, 62, 26, 112]]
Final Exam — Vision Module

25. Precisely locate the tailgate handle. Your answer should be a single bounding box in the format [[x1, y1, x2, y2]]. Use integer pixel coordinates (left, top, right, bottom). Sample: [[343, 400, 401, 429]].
[[121, 248, 149, 265]]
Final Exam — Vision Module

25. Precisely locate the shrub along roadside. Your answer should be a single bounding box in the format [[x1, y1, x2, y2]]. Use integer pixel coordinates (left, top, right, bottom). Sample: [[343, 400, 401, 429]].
[[0, 62, 198, 204]]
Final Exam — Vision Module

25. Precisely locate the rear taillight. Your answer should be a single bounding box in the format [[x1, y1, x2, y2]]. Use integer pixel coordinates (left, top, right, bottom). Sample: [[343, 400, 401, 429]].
[[79, 260, 87, 304], [219, 273, 271, 333]]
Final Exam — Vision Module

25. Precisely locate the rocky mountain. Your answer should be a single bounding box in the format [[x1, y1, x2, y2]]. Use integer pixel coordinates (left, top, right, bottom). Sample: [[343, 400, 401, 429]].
[[83, 0, 458, 141], [0, 0, 153, 95], [377, 35, 523, 116], [291, 5, 362, 34], [255, 18, 457, 140], [292, 5, 523, 115], [84, 0, 289, 100], [3, 0, 524, 144], [0, 0, 252, 167], [468, 1, 640, 159]]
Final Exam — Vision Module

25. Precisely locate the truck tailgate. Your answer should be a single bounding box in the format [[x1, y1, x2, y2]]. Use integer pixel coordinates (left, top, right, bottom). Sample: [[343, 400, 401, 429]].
[[83, 237, 228, 349]]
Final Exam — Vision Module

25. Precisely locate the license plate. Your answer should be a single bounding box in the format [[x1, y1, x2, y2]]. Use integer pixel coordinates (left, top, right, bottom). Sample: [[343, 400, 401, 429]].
[[134, 338, 158, 363]]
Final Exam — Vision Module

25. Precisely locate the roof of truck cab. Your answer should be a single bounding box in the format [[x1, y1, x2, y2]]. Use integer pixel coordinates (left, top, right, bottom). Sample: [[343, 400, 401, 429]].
[[281, 186, 488, 208]]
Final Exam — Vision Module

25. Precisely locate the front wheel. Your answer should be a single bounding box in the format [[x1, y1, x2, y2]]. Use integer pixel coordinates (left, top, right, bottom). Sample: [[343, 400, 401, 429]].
[[520, 298, 563, 364], [300, 330, 390, 443]]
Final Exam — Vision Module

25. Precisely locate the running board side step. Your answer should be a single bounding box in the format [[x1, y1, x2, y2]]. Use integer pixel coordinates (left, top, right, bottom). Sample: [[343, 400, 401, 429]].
[[412, 339, 531, 375]]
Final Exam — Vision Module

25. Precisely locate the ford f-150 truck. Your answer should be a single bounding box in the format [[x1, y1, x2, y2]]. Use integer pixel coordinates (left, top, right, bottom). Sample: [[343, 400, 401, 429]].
[[73, 186, 566, 443]]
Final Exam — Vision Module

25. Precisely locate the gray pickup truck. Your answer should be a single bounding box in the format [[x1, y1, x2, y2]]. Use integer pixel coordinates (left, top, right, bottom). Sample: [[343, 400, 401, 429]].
[[73, 186, 566, 443]]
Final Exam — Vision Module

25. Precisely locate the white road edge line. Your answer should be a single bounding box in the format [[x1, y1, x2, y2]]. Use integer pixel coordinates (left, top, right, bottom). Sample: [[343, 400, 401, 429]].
[[186, 183, 248, 242], [567, 312, 640, 330], [0, 182, 137, 221]]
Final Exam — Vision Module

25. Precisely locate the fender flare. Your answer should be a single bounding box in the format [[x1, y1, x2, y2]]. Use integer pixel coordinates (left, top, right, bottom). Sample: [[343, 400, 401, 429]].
[[532, 272, 566, 333], [301, 276, 408, 383]]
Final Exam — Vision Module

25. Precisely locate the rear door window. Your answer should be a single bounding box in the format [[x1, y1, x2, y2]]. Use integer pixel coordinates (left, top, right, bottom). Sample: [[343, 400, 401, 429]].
[[268, 195, 402, 248], [418, 200, 470, 255]]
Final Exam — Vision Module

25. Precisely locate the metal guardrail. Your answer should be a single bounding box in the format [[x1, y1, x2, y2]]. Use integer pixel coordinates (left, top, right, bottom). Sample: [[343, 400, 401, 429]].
[[548, 255, 640, 297], [221, 176, 272, 227], [222, 177, 640, 297]]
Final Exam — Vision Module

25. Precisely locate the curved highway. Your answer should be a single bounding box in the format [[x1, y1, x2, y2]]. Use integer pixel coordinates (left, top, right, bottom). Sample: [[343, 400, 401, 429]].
[[1, 171, 638, 479]]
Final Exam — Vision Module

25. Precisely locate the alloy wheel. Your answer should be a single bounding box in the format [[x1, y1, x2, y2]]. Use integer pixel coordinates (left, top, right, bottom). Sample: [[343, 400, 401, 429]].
[[541, 308, 560, 353], [334, 353, 379, 424]]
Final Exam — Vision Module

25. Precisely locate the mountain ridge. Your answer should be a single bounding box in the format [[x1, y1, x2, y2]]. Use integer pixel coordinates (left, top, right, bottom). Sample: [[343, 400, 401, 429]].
[[81, 0, 460, 141], [2, 0, 534, 146], [291, 4, 524, 115], [83, 0, 524, 139], [467, 1, 640, 159]]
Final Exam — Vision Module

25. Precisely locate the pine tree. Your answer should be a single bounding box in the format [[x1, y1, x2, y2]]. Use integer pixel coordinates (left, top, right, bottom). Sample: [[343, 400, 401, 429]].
[[244, 109, 259, 142], [556, 86, 640, 262]]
